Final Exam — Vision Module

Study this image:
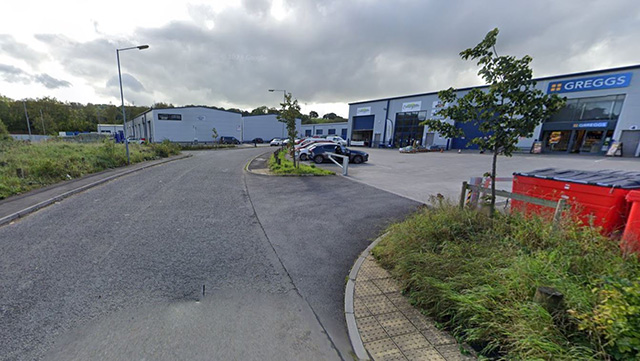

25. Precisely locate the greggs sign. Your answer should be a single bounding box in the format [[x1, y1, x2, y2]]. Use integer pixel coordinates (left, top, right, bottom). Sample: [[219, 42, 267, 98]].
[[547, 72, 632, 94]]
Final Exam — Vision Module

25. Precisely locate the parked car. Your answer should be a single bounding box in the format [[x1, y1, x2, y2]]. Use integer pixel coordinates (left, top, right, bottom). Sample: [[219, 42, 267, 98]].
[[270, 138, 283, 146], [296, 141, 335, 161], [295, 138, 333, 151], [324, 135, 347, 146], [126, 137, 145, 144], [251, 137, 264, 144], [308, 143, 368, 164], [220, 136, 240, 144]]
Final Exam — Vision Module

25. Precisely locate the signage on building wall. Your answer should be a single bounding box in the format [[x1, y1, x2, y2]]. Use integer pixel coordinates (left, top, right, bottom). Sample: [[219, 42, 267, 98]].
[[573, 122, 608, 128], [402, 101, 422, 112], [431, 100, 447, 118], [356, 107, 371, 116], [197, 115, 206, 121], [547, 72, 633, 94]]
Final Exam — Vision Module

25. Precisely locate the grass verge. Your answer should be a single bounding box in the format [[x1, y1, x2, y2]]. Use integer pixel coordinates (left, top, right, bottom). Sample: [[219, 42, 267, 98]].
[[268, 150, 334, 176], [0, 139, 181, 199], [373, 203, 640, 360], [179, 143, 236, 151]]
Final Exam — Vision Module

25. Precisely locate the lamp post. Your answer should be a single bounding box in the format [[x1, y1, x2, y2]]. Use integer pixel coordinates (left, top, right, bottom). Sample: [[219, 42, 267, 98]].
[[268, 89, 286, 138], [117, 44, 149, 164]]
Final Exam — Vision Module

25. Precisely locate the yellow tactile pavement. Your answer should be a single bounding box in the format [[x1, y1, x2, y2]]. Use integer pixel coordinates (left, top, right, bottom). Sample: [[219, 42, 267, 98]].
[[353, 255, 476, 361]]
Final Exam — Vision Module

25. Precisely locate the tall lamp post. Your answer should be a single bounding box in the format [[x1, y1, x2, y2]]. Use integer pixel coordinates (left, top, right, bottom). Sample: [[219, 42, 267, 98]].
[[117, 44, 149, 164], [268, 89, 286, 138]]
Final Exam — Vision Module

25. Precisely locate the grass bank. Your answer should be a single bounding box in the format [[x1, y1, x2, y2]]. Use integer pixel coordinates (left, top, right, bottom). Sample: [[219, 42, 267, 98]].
[[268, 150, 334, 176], [0, 139, 181, 199], [373, 204, 640, 360]]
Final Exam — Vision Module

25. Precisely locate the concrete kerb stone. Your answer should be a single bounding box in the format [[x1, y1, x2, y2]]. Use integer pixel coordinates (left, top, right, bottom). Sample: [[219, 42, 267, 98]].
[[345, 232, 390, 360], [0, 154, 192, 227], [245, 150, 336, 177]]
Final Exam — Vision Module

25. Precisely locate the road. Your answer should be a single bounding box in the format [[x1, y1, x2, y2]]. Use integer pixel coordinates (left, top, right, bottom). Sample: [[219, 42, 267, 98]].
[[0, 148, 419, 361]]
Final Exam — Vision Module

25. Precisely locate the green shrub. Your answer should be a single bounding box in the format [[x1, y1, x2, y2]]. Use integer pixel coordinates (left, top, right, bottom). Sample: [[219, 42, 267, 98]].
[[268, 150, 334, 176], [151, 139, 181, 158], [373, 204, 640, 360]]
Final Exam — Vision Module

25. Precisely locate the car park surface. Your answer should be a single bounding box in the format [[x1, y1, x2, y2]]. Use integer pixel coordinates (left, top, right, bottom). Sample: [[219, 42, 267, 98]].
[[318, 148, 640, 204]]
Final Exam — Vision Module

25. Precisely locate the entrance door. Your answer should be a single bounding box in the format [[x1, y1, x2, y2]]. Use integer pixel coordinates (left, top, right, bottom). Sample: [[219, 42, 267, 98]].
[[425, 133, 435, 146], [620, 130, 640, 157], [570, 131, 586, 153]]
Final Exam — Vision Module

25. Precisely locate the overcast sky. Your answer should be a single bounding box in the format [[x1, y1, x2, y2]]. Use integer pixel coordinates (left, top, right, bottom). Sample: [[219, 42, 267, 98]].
[[1, 0, 639, 117]]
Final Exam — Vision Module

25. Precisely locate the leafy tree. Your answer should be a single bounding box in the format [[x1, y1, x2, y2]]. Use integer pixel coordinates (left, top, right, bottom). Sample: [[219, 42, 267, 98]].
[[250, 105, 269, 115], [422, 28, 565, 215], [277, 92, 302, 167], [0, 117, 10, 140], [322, 112, 337, 120], [309, 111, 318, 118]]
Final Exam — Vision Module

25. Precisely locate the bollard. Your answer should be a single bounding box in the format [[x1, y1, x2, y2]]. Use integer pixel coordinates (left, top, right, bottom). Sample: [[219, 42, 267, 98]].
[[621, 190, 640, 255]]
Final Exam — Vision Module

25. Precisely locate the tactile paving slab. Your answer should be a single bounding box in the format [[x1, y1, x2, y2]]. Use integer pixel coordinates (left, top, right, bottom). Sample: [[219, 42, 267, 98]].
[[357, 316, 389, 343], [376, 312, 417, 337]]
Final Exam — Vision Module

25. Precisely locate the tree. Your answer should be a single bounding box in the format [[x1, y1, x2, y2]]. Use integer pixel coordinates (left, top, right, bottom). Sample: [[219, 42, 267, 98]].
[[422, 28, 565, 215], [250, 105, 269, 115], [211, 127, 218, 143], [309, 111, 318, 119], [277, 92, 301, 167], [322, 112, 337, 120]]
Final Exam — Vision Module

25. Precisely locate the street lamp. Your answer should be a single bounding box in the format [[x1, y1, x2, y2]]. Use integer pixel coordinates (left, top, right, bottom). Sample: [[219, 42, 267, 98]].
[[117, 44, 149, 164], [269, 89, 286, 138]]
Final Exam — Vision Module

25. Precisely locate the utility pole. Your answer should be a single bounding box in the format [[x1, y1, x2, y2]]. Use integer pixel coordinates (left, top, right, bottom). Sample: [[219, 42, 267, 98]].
[[23, 101, 32, 141], [40, 109, 46, 135]]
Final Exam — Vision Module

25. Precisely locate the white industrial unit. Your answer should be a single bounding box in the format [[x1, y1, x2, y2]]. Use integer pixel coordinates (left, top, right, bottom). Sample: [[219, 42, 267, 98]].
[[300, 122, 348, 139], [97, 124, 123, 134], [128, 107, 242, 143]]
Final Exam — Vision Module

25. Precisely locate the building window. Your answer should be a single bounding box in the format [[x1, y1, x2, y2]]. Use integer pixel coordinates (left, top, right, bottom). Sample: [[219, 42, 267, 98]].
[[316, 129, 323, 135], [328, 129, 336, 135], [393, 111, 426, 147], [158, 113, 182, 121], [548, 94, 625, 123], [305, 130, 312, 136]]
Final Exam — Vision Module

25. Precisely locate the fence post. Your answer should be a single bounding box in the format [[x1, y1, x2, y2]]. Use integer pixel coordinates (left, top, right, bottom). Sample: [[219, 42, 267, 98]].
[[552, 198, 567, 227], [459, 181, 468, 210]]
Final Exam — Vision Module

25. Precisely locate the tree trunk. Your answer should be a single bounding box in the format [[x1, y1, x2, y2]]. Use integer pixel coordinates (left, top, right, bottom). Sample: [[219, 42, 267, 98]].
[[490, 145, 498, 217]]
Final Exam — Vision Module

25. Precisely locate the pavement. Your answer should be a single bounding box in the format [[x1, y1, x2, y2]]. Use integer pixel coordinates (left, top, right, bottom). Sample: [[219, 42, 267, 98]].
[[1, 147, 419, 360], [247, 152, 476, 360]]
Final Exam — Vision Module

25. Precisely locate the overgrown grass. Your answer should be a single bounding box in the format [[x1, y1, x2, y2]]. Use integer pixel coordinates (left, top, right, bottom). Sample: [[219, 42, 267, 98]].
[[268, 150, 334, 176], [373, 203, 640, 360], [0, 139, 181, 199]]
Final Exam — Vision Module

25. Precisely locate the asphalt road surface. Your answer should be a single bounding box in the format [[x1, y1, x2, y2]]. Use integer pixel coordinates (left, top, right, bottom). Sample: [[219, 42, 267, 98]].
[[0, 148, 419, 361]]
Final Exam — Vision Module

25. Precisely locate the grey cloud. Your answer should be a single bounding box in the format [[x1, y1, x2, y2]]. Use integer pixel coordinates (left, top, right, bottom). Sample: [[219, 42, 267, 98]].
[[0, 64, 31, 84], [34, 74, 72, 89], [35, 0, 640, 114], [0, 63, 71, 89], [0, 35, 47, 67]]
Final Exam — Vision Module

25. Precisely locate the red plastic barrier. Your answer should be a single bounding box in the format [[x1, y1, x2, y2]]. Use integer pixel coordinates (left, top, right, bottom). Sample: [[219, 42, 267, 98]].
[[622, 191, 640, 254]]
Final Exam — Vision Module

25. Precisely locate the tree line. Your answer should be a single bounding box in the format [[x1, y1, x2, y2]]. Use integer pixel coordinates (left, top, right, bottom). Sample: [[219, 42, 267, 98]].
[[0, 95, 346, 135]]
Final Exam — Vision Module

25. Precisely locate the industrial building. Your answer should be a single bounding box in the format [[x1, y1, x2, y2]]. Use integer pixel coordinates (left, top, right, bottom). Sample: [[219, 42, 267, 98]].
[[242, 114, 302, 142], [299, 122, 348, 139], [347, 64, 640, 156]]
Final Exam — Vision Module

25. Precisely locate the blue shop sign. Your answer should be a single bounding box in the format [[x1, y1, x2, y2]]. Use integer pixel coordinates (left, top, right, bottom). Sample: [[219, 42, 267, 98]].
[[573, 122, 608, 128], [548, 72, 633, 94]]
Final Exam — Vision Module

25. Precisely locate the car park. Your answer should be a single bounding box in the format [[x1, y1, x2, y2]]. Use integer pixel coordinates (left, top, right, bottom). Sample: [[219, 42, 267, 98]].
[[220, 136, 241, 144], [308, 143, 369, 164]]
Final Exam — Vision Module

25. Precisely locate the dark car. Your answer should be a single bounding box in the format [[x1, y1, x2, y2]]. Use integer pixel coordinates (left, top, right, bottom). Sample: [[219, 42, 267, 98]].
[[308, 144, 368, 164], [251, 137, 264, 144], [220, 136, 240, 144]]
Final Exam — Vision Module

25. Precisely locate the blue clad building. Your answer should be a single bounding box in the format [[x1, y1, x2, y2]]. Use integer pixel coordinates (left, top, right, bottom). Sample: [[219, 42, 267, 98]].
[[347, 65, 640, 157]]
